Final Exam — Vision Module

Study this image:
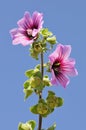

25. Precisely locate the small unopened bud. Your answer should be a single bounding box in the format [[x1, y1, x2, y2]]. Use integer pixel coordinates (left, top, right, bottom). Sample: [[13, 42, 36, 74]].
[[30, 77, 42, 88], [47, 36, 57, 44], [37, 103, 48, 115], [47, 96, 57, 109], [21, 123, 32, 130], [34, 44, 42, 53]]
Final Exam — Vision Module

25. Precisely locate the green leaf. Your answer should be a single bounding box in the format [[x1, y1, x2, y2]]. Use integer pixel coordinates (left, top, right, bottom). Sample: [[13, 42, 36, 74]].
[[30, 105, 38, 114], [18, 123, 24, 130], [40, 28, 53, 37], [48, 91, 55, 96], [47, 123, 56, 130], [25, 69, 34, 78], [27, 120, 36, 130], [30, 48, 39, 60], [35, 64, 40, 70], [23, 80, 30, 89], [56, 97, 64, 107], [33, 69, 42, 78], [23, 89, 33, 100], [44, 75, 48, 78], [38, 99, 45, 104], [25, 68, 42, 79]]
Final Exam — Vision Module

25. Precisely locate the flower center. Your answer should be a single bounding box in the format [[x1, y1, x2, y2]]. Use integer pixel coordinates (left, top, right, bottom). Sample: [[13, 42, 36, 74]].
[[26, 29, 38, 40], [52, 61, 61, 76], [26, 29, 34, 40], [27, 29, 33, 36]]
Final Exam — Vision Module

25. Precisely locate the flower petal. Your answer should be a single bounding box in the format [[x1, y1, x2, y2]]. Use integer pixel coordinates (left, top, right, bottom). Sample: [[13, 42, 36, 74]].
[[12, 35, 33, 46], [10, 28, 18, 39], [61, 66, 78, 76], [49, 51, 58, 64], [24, 11, 33, 28], [32, 11, 43, 29], [61, 58, 78, 76], [51, 70, 58, 85], [17, 18, 27, 30], [10, 29, 33, 46], [54, 44, 71, 60], [61, 44, 71, 59], [57, 73, 70, 88]]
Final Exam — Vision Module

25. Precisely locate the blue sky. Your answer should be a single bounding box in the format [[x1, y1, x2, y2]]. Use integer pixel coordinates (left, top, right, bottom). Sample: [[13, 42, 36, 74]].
[[0, 0, 86, 130]]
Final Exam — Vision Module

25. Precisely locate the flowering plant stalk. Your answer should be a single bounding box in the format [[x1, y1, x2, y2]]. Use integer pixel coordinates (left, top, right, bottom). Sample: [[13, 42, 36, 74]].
[[10, 11, 78, 130]]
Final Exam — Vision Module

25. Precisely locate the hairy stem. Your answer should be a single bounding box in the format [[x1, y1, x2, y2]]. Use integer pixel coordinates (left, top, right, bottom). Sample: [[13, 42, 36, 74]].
[[38, 52, 44, 130]]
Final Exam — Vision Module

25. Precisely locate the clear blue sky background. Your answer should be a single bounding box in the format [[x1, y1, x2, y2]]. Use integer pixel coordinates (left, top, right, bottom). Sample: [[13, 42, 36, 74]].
[[0, 0, 86, 130]]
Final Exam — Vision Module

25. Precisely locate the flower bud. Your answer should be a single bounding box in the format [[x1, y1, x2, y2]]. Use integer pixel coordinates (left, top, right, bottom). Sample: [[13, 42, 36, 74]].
[[43, 77, 51, 86], [40, 28, 52, 37], [30, 77, 42, 88], [47, 96, 57, 109], [37, 103, 48, 115], [34, 43, 42, 53], [21, 123, 32, 130], [47, 36, 56, 44]]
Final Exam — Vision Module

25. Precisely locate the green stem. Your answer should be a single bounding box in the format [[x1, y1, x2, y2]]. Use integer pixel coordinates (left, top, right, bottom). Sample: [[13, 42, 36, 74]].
[[38, 52, 44, 130]]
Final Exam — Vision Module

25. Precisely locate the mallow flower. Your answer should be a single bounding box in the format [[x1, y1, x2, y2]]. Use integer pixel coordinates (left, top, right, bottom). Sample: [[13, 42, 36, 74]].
[[49, 44, 78, 88], [10, 11, 43, 46]]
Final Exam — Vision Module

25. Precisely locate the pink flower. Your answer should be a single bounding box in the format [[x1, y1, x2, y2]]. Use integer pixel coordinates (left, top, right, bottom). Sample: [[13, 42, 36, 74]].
[[49, 44, 78, 88], [10, 11, 43, 46]]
